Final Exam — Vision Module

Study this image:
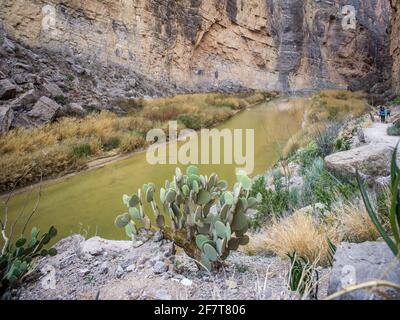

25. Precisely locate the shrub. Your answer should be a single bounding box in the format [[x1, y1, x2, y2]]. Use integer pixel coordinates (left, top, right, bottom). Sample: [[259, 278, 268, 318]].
[[249, 176, 290, 229], [54, 95, 67, 106], [314, 122, 341, 157], [335, 137, 351, 152], [115, 167, 261, 271], [387, 122, 400, 136], [292, 142, 321, 172], [390, 96, 400, 106], [72, 143, 93, 158], [178, 114, 202, 130], [66, 75, 75, 82]]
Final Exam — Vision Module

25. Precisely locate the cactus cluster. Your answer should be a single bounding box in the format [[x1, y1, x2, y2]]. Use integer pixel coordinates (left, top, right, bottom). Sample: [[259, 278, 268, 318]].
[[115, 166, 260, 271], [0, 226, 58, 296]]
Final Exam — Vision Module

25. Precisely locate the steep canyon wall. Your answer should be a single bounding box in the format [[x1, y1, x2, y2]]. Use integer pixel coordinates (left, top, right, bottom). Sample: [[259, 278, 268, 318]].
[[391, 0, 400, 94], [0, 0, 393, 93]]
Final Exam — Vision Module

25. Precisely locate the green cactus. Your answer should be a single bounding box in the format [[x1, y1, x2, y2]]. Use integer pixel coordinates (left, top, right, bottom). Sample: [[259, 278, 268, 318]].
[[115, 166, 261, 271], [1, 226, 58, 296]]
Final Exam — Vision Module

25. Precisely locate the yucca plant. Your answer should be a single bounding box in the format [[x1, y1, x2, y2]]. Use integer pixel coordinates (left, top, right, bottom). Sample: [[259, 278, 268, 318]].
[[287, 252, 318, 299], [357, 146, 400, 257]]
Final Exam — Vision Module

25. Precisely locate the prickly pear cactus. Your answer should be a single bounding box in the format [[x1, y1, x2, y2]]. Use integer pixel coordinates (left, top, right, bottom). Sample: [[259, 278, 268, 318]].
[[115, 166, 261, 271]]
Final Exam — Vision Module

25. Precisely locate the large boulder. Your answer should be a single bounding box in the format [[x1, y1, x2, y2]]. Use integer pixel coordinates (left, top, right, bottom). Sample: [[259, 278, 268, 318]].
[[325, 143, 395, 179], [0, 79, 17, 100], [27, 96, 61, 125], [0, 106, 13, 134], [10, 89, 39, 111], [328, 242, 400, 300], [42, 82, 64, 98]]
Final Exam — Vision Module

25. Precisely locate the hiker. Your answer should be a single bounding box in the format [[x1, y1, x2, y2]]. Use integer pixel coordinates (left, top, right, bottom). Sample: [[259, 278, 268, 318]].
[[386, 107, 391, 119], [379, 106, 386, 123]]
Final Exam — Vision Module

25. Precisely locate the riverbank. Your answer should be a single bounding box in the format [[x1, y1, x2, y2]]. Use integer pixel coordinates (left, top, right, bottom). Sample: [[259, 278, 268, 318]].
[[0, 92, 274, 193]]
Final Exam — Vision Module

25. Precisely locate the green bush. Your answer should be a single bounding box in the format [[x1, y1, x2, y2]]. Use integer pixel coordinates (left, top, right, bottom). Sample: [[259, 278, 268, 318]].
[[249, 175, 291, 229], [72, 143, 92, 158], [54, 95, 67, 106], [178, 114, 202, 130], [390, 96, 400, 106], [335, 137, 351, 152], [291, 142, 321, 173], [387, 123, 400, 136]]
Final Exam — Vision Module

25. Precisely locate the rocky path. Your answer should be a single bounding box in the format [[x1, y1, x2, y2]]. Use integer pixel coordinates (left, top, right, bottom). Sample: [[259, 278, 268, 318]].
[[363, 122, 399, 146]]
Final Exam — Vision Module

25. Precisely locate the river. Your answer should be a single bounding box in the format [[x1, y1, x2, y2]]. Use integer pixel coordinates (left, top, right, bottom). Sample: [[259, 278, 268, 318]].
[[1, 97, 308, 242]]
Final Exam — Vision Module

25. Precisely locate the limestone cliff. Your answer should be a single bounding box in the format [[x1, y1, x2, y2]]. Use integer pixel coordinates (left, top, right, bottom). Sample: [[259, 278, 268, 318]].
[[391, 0, 400, 94], [0, 0, 393, 93]]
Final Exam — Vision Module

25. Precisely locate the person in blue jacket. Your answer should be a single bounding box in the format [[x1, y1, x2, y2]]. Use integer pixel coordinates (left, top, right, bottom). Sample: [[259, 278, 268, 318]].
[[379, 106, 386, 123]]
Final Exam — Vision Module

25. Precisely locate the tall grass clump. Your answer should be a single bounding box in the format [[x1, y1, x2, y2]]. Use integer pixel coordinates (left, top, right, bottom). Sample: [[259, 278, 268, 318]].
[[249, 212, 339, 267]]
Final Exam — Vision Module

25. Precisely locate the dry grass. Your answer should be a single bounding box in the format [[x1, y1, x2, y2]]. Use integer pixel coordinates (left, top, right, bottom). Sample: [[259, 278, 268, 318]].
[[0, 92, 266, 192], [335, 202, 380, 243], [308, 90, 368, 123], [244, 199, 382, 266], [245, 212, 339, 267]]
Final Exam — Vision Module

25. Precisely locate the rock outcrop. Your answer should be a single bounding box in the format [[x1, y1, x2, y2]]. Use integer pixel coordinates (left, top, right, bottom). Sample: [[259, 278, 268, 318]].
[[391, 0, 400, 94], [0, 0, 393, 93], [27, 96, 61, 125], [328, 241, 400, 300], [325, 143, 395, 180]]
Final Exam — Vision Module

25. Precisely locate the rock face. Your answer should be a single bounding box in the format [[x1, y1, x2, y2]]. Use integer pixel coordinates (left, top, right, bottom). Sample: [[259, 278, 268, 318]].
[[0, 106, 13, 133], [0, 79, 16, 100], [328, 241, 400, 300], [391, 0, 400, 94], [0, 0, 393, 93]]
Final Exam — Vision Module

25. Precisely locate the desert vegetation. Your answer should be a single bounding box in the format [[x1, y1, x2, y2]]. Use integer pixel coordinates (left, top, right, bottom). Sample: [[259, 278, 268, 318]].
[[243, 91, 381, 269]]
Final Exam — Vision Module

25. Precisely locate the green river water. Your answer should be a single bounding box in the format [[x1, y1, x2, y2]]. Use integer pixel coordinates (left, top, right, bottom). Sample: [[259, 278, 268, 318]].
[[1, 97, 308, 242]]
